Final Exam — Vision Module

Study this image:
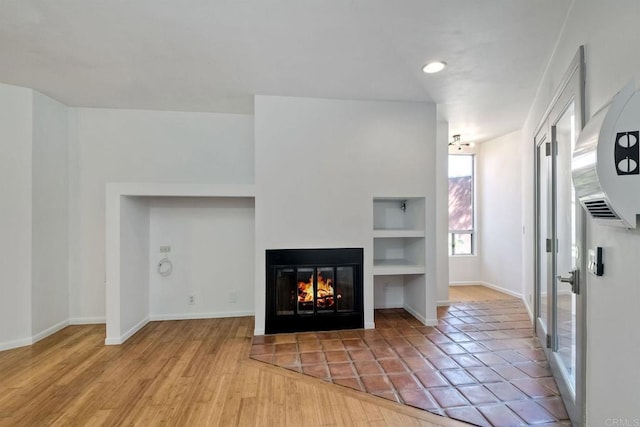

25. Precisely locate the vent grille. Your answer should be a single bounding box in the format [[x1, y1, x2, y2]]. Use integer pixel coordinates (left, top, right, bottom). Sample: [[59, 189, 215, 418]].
[[584, 199, 620, 219]]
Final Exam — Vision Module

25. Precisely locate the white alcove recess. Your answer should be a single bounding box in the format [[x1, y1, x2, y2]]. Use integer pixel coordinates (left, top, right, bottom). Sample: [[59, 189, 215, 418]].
[[373, 197, 434, 325], [105, 183, 255, 345]]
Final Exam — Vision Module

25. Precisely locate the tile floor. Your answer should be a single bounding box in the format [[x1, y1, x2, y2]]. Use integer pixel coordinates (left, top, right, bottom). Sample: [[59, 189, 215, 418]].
[[250, 300, 571, 427]]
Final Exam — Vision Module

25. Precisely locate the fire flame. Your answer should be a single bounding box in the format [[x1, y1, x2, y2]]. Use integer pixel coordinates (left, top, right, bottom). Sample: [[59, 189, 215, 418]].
[[298, 271, 335, 308]]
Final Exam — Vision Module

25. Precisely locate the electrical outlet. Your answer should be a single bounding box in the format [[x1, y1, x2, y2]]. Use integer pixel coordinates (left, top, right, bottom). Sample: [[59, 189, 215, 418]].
[[229, 291, 237, 303], [189, 295, 196, 305], [160, 245, 171, 253]]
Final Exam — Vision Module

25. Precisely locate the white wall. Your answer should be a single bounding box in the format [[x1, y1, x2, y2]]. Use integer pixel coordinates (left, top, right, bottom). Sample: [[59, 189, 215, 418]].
[[148, 197, 255, 319], [435, 121, 450, 303], [119, 196, 150, 339], [31, 91, 70, 337], [373, 276, 405, 309], [478, 131, 523, 297], [521, 1, 640, 423], [254, 96, 438, 334], [0, 83, 33, 348], [69, 108, 254, 322]]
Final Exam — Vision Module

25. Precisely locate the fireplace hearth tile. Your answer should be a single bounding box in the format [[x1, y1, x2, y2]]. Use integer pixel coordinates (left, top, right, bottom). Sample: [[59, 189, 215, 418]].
[[300, 351, 326, 365], [250, 302, 570, 426], [324, 350, 350, 364]]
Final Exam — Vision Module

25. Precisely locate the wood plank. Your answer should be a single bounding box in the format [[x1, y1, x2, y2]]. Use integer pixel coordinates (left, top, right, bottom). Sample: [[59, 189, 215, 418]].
[[0, 317, 468, 426]]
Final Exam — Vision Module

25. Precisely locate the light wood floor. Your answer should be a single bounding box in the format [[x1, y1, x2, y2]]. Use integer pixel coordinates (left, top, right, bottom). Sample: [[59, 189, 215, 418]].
[[448, 284, 517, 302], [0, 317, 469, 426]]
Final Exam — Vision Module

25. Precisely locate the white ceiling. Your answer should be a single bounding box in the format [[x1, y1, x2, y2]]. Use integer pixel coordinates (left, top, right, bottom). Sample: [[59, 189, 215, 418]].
[[0, 0, 571, 143]]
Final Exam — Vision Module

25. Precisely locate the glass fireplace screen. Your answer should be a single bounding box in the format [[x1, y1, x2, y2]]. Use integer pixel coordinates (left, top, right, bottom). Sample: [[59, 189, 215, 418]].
[[275, 265, 355, 316]]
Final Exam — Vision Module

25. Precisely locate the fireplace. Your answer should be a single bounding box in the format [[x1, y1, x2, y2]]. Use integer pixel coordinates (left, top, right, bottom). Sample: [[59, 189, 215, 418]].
[[265, 248, 364, 334]]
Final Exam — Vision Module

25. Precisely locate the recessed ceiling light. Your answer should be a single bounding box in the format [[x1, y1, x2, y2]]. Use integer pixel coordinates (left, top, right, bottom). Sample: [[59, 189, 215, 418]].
[[422, 61, 446, 74]]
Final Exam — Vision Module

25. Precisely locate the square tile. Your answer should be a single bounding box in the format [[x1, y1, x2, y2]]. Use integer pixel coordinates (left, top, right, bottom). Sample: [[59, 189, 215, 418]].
[[457, 342, 486, 354], [536, 397, 570, 420], [428, 387, 469, 408], [405, 335, 430, 346], [414, 369, 448, 388], [415, 344, 445, 358], [492, 364, 530, 380], [394, 346, 421, 358], [445, 406, 491, 427], [342, 339, 367, 350], [328, 362, 356, 379], [348, 349, 374, 361], [364, 338, 387, 348], [274, 334, 297, 344], [511, 378, 557, 398], [361, 375, 394, 393], [353, 360, 383, 375], [385, 337, 411, 347], [474, 352, 508, 367], [371, 346, 397, 359], [321, 340, 345, 351], [387, 373, 421, 391], [274, 343, 298, 354], [485, 381, 529, 402], [296, 332, 319, 341], [302, 364, 329, 380], [450, 354, 484, 368], [325, 350, 350, 364], [427, 355, 460, 370], [316, 331, 340, 340], [466, 367, 504, 383], [506, 400, 555, 424], [477, 403, 527, 426], [298, 341, 322, 352], [427, 333, 453, 345], [378, 358, 408, 374], [273, 352, 299, 367], [402, 356, 432, 372], [398, 389, 439, 411], [300, 351, 326, 365], [514, 362, 552, 378], [457, 385, 499, 405], [339, 330, 361, 340], [440, 369, 476, 386]]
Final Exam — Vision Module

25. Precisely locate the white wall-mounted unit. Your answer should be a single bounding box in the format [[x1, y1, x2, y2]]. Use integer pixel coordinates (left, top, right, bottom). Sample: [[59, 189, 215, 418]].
[[573, 81, 640, 228]]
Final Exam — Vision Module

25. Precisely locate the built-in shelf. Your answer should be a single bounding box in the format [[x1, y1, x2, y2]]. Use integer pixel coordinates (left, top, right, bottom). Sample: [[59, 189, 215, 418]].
[[373, 259, 426, 275], [372, 197, 425, 277]]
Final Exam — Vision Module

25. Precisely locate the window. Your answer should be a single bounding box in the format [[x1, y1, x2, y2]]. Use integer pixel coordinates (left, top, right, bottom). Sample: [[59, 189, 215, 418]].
[[449, 154, 474, 255]]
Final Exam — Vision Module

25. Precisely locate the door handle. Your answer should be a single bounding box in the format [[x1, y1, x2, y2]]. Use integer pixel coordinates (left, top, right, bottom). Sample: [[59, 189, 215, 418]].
[[557, 269, 580, 294]]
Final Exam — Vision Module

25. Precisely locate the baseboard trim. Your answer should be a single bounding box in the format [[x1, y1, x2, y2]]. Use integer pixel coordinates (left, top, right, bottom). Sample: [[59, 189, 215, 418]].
[[69, 317, 106, 325], [450, 281, 523, 299], [523, 299, 534, 322], [437, 300, 451, 307], [402, 304, 438, 326], [373, 304, 403, 310], [149, 311, 254, 321], [105, 317, 149, 345], [478, 281, 523, 299], [32, 320, 70, 344], [254, 328, 265, 336], [449, 281, 484, 287], [364, 321, 376, 330], [0, 337, 33, 352]]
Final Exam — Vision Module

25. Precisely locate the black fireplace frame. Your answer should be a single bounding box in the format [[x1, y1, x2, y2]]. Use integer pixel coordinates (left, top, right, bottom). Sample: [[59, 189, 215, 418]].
[[265, 248, 364, 334]]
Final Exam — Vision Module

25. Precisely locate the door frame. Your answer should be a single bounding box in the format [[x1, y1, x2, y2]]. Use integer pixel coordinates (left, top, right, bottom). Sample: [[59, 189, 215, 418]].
[[533, 46, 587, 426]]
